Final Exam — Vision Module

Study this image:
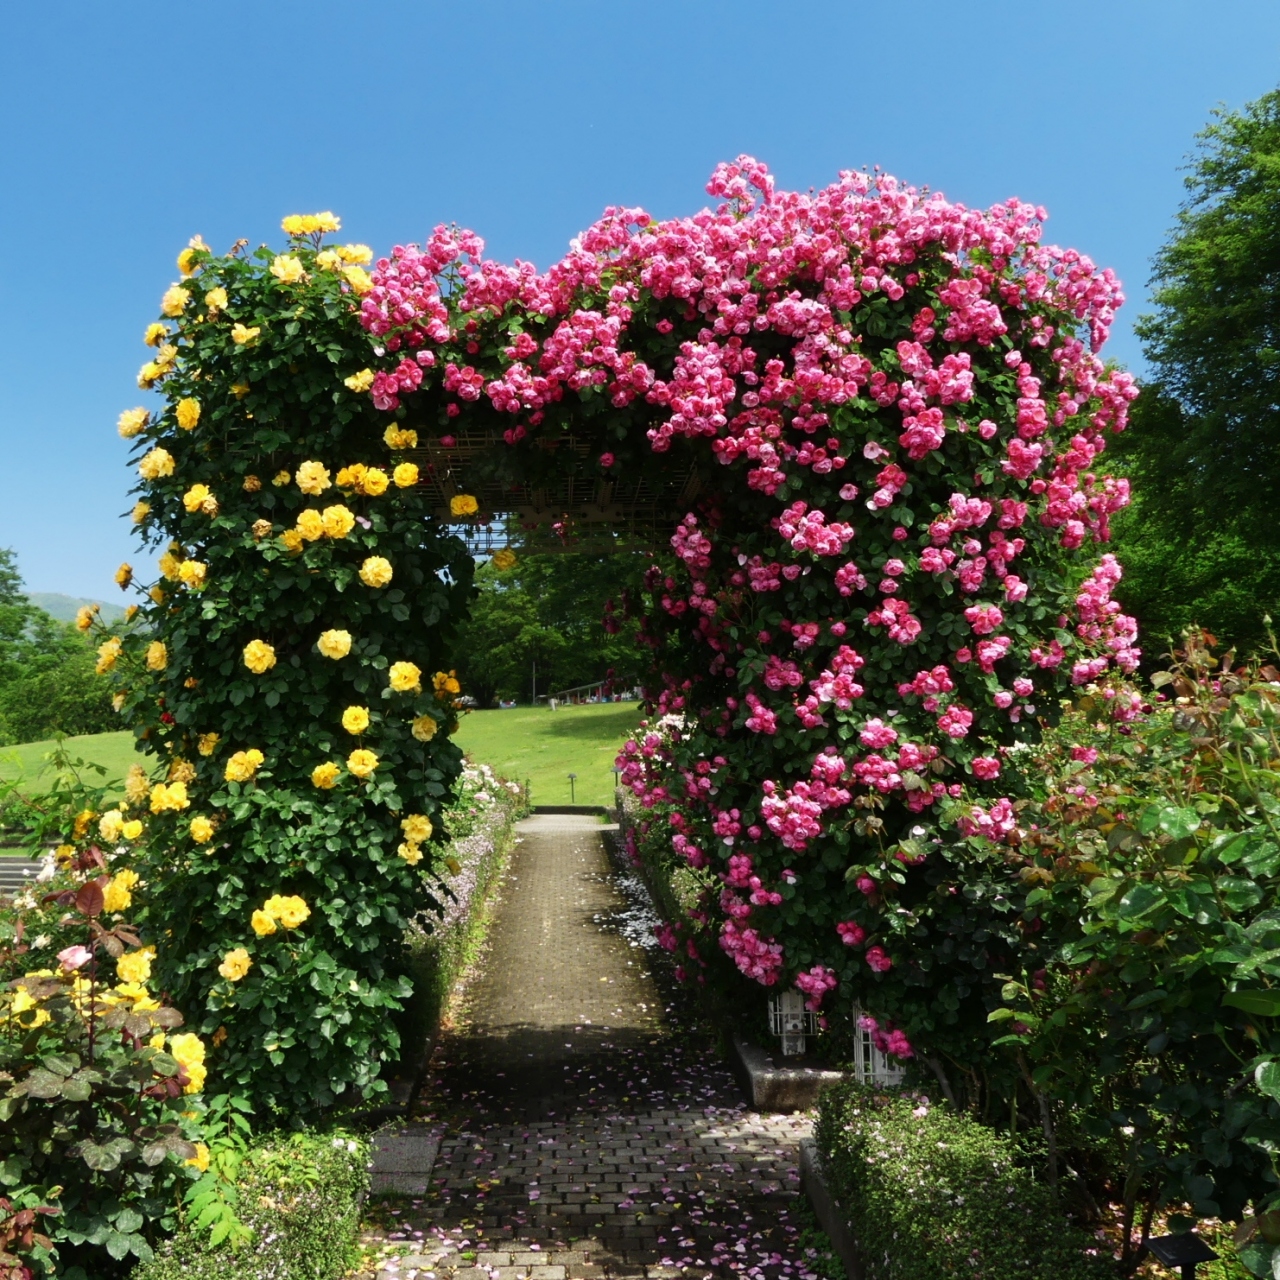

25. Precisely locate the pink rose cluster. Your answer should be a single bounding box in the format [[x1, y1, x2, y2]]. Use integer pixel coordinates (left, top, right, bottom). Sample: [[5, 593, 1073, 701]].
[[357, 156, 1142, 1035]]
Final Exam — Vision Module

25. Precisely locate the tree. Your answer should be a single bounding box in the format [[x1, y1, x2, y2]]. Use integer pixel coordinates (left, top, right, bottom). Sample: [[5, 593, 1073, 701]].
[[454, 552, 645, 706], [0, 548, 116, 744], [1112, 89, 1280, 653]]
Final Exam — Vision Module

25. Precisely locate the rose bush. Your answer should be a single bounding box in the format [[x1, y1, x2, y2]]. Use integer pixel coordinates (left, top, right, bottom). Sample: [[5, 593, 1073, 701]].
[[105, 218, 474, 1116]]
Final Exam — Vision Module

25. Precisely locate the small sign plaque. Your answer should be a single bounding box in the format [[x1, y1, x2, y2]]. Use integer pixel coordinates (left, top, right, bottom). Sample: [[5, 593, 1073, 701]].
[[1146, 1233, 1218, 1280]]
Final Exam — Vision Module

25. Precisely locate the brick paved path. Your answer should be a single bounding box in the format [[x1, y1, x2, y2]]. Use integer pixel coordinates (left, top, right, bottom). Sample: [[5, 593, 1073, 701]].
[[365, 815, 818, 1280]]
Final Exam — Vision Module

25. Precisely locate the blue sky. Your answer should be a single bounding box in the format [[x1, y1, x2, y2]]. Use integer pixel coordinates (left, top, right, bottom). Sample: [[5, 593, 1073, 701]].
[[2, 0, 1279, 599]]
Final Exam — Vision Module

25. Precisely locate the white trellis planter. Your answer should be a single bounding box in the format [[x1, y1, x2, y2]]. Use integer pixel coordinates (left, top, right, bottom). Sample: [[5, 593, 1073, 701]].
[[768, 990, 817, 1057], [850, 1002, 907, 1087]]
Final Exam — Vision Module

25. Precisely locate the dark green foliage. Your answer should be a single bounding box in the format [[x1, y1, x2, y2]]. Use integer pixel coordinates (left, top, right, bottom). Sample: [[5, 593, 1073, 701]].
[[0, 548, 116, 746], [455, 551, 645, 707], [815, 1083, 1109, 1280], [131, 1131, 369, 1280], [1113, 90, 1280, 651]]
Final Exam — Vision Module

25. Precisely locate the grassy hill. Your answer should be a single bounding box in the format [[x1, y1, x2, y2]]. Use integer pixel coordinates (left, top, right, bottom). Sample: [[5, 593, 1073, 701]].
[[26, 592, 126, 624], [0, 704, 643, 808]]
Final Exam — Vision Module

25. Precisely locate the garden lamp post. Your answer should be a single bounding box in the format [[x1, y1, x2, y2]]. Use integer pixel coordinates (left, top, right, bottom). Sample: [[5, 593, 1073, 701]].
[[568, 772, 577, 803], [1145, 1234, 1218, 1280], [611, 764, 621, 797]]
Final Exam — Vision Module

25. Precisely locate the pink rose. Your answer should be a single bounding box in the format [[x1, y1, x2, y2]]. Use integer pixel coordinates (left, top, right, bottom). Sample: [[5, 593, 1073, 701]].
[[58, 944, 92, 972]]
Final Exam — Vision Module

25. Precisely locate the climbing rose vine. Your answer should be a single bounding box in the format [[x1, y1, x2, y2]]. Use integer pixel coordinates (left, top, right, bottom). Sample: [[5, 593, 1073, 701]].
[[352, 157, 1138, 1044]]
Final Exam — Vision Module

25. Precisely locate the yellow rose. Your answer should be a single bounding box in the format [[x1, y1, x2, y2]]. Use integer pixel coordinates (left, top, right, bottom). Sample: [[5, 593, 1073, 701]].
[[492, 548, 517, 571], [270, 253, 306, 284], [125, 764, 150, 805], [204, 286, 228, 314], [281, 214, 307, 235], [347, 748, 378, 779], [315, 249, 340, 271], [118, 407, 148, 438], [176, 398, 201, 430], [230, 323, 260, 345], [96, 637, 122, 674], [389, 661, 422, 693], [231, 382, 251, 399], [143, 323, 167, 347], [280, 529, 304, 554], [197, 733, 220, 757], [138, 361, 163, 388], [243, 474, 262, 493], [264, 894, 310, 929], [186, 1142, 211, 1173], [315, 211, 341, 232], [295, 460, 331, 495], [392, 462, 419, 488], [117, 947, 154, 985], [178, 560, 208, 589], [102, 874, 133, 914], [410, 714, 437, 742], [217, 949, 251, 982], [224, 749, 264, 783], [74, 809, 96, 839], [296, 509, 325, 541], [155, 343, 178, 369], [169, 758, 196, 784], [311, 761, 341, 789], [169, 1032, 206, 1093], [321, 504, 355, 539], [146, 641, 168, 671], [335, 463, 364, 489], [243, 639, 277, 675], [132, 500, 151, 525], [121, 819, 144, 840], [75, 604, 99, 631], [359, 556, 393, 588], [161, 285, 190, 317], [149, 585, 166, 605], [362, 467, 389, 496], [115, 563, 133, 589], [338, 243, 372, 264], [150, 781, 190, 814], [99, 810, 125, 842], [124, 605, 139, 623], [190, 815, 214, 844], [398, 841, 423, 865], [317, 629, 352, 660], [139, 448, 175, 480], [344, 369, 375, 393], [341, 705, 370, 735], [433, 670, 461, 698], [383, 426, 418, 449], [342, 266, 373, 295], [183, 483, 211, 513], [251, 909, 277, 937], [158, 550, 182, 580], [177, 246, 200, 276], [272, 470, 291, 486], [401, 813, 433, 843], [450, 494, 479, 517]]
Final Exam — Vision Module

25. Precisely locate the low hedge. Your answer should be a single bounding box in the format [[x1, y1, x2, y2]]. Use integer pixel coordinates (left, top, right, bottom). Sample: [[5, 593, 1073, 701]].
[[815, 1082, 1111, 1280], [131, 1131, 369, 1280]]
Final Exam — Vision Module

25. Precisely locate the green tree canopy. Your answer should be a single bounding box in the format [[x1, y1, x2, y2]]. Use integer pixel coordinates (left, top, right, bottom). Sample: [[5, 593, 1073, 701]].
[[1113, 88, 1280, 654]]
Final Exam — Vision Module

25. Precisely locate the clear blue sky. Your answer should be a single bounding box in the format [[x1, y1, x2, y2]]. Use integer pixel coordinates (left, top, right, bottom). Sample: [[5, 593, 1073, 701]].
[[3, 0, 1278, 599]]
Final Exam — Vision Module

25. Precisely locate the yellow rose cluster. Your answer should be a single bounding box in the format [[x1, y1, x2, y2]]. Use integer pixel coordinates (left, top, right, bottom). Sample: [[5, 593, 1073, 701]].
[[281, 211, 341, 235], [250, 893, 311, 937], [150, 780, 190, 814], [224, 749, 265, 783], [218, 948, 252, 981], [383, 425, 418, 449], [293, 503, 355, 542]]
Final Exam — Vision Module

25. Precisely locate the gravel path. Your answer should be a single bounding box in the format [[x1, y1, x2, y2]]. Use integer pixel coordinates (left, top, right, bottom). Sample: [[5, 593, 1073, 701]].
[[364, 814, 819, 1280]]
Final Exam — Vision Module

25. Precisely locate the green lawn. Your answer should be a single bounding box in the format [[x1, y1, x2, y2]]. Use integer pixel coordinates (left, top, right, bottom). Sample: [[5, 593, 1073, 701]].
[[0, 705, 642, 809], [0, 730, 140, 794], [454, 703, 642, 807]]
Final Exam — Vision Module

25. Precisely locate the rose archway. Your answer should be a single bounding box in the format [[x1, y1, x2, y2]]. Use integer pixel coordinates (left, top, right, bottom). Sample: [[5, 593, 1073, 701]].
[[107, 160, 1137, 1114]]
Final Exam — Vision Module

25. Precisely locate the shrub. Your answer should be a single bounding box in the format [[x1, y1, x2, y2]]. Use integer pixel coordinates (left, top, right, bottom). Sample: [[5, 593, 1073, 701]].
[[1, 881, 207, 1279], [101, 224, 475, 1118], [815, 1082, 1108, 1280], [131, 1131, 369, 1280]]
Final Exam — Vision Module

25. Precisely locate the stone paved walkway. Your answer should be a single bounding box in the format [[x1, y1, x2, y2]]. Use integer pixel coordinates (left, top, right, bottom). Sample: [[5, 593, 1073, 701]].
[[363, 814, 819, 1280]]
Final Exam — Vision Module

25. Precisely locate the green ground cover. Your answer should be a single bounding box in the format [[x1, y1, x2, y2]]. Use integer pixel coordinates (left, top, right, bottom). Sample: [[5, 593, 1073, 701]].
[[453, 703, 642, 807], [0, 729, 139, 794], [0, 705, 641, 809]]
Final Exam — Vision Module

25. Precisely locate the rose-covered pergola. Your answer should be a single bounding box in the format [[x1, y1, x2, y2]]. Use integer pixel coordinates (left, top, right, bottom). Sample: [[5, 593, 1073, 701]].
[[108, 159, 1138, 1113]]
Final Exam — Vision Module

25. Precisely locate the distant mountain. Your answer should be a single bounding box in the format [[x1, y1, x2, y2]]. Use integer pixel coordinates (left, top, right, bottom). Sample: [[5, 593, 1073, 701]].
[[26, 593, 126, 625]]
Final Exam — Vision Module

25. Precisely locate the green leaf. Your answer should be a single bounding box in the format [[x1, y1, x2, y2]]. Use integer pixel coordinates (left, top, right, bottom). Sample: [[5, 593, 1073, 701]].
[[1118, 884, 1162, 919], [1225, 990, 1280, 1017], [1256, 1060, 1280, 1101]]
